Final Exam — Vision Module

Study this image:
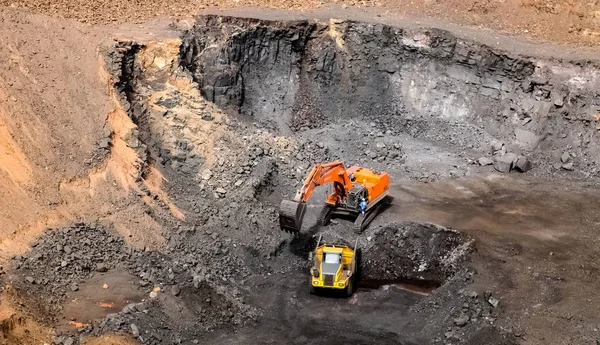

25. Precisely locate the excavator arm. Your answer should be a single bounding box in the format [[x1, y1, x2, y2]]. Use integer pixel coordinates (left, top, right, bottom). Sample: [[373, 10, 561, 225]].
[[293, 161, 352, 203], [280, 161, 354, 233]]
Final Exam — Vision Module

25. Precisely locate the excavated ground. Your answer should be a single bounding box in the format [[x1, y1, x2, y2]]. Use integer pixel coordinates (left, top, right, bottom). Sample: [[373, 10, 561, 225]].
[[1, 8, 600, 345]]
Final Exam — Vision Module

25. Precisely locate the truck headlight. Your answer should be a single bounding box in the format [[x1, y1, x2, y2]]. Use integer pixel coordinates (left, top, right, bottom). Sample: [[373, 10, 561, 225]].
[[313, 281, 318, 285]]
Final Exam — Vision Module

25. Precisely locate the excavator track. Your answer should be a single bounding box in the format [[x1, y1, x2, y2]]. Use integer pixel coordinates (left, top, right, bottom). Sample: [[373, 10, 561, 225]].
[[317, 205, 334, 226], [353, 201, 383, 234], [279, 200, 307, 233]]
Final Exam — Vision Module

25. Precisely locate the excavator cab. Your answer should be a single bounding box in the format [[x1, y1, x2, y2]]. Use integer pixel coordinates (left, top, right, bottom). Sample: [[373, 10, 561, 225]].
[[346, 185, 367, 209]]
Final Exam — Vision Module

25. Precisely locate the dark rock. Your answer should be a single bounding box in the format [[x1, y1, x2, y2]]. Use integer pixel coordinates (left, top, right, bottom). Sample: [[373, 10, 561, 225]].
[[171, 285, 181, 296], [202, 112, 214, 121], [491, 141, 504, 153], [514, 155, 532, 173], [560, 152, 571, 164], [494, 153, 517, 173], [26, 276, 35, 284], [98, 138, 111, 149], [561, 163, 574, 171], [515, 128, 540, 151], [454, 313, 470, 327], [488, 296, 500, 308], [96, 263, 108, 272], [478, 157, 493, 166], [131, 323, 140, 337]]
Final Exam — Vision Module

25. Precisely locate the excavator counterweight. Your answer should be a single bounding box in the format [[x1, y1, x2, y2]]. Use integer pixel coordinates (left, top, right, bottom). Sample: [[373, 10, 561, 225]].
[[278, 161, 390, 233]]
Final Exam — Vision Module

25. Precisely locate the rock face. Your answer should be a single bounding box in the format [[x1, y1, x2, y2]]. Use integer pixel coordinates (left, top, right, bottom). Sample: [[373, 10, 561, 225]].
[[180, 15, 600, 176]]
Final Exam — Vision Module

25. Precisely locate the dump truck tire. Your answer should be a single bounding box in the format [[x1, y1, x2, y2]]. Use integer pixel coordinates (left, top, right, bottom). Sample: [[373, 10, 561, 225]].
[[345, 276, 354, 297]]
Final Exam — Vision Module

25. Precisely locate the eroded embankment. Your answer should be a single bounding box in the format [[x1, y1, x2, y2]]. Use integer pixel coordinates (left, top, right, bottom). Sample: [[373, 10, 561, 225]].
[[181, 15, 600, 177]]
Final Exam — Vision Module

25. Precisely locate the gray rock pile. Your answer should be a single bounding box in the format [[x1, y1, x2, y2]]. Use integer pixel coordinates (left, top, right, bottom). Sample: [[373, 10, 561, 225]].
[[477, 141, 532, 173], [11, 223, 256, 343], [12, 224, 127, 314], [360, 222, 473, 284]]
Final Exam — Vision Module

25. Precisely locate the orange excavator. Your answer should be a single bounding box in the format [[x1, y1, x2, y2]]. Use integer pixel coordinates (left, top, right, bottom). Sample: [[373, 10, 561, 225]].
[[279, 161, 390, 234]]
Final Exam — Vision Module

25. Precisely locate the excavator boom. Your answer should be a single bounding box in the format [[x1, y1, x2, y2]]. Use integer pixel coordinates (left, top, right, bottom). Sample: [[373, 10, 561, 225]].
[[280, 161, 353, 233]]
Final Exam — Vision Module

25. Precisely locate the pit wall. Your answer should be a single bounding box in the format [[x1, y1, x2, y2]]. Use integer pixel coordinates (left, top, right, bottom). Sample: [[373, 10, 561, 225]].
[[181, 15, 600, 176]]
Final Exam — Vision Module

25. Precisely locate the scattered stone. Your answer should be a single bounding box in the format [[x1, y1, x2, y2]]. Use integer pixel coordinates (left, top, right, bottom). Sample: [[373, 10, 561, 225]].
[[103, 283, 109, 289], [467, 291, 478, 299], [96, 263, 108, 272], [201, 169, 213, 180], [98, 137, 111, 149], [494, 153, 517, 173], [454, 313, 470, 327], [171, 285, 181, 296], [61, 260, 68, 267], [26, 276, 35, 284], [560, 152, 571, 164], [131, 323, 140, 337], [515, 128, 540, 151], [216, 187, 227, 195], [63, 338, 75, 345], [491, 141, 504, 153], [551, 91, 564, 107], [201, 112, 214, 121], [478, 157, 493, 166], [561, 163, 574, 171], [514, 155, 532, 173], [70, 283, 79, 292], [488, 296, 500, 308]]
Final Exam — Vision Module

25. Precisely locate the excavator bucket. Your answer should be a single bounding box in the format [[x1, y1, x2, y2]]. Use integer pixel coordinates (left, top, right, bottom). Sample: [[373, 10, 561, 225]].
[[279, 199, 307, 233]]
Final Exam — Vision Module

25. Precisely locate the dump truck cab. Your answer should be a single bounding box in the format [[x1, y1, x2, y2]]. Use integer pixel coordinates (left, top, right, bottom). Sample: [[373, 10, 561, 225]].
[[308, 235, 358, 297]]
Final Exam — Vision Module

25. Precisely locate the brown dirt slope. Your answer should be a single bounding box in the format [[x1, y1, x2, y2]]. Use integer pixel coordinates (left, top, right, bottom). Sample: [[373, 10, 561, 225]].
[[2, 0, 600, 46], [0, 9, 169, 260]]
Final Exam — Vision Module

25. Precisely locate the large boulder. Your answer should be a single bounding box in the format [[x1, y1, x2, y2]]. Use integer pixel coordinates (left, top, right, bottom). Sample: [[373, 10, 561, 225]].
[[494, 153, 518, 173]]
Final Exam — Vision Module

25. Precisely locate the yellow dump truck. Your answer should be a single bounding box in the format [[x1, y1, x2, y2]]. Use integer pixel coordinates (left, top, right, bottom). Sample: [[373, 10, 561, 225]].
[[308, 235, 358, 297]]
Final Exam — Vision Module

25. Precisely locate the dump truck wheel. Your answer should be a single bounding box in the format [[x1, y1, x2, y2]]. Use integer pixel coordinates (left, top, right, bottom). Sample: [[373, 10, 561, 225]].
[[345, 277, 354, 297], [309, 282, 316, 295]]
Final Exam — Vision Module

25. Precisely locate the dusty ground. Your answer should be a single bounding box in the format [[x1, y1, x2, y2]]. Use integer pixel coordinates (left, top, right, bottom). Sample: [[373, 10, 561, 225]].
[[0, 1, 600, 345], [1, 0, 600, 46]]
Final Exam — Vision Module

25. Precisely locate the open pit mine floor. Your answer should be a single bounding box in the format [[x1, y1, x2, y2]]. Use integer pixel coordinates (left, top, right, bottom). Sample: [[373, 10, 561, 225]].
[[1, 7, 600, 345]]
